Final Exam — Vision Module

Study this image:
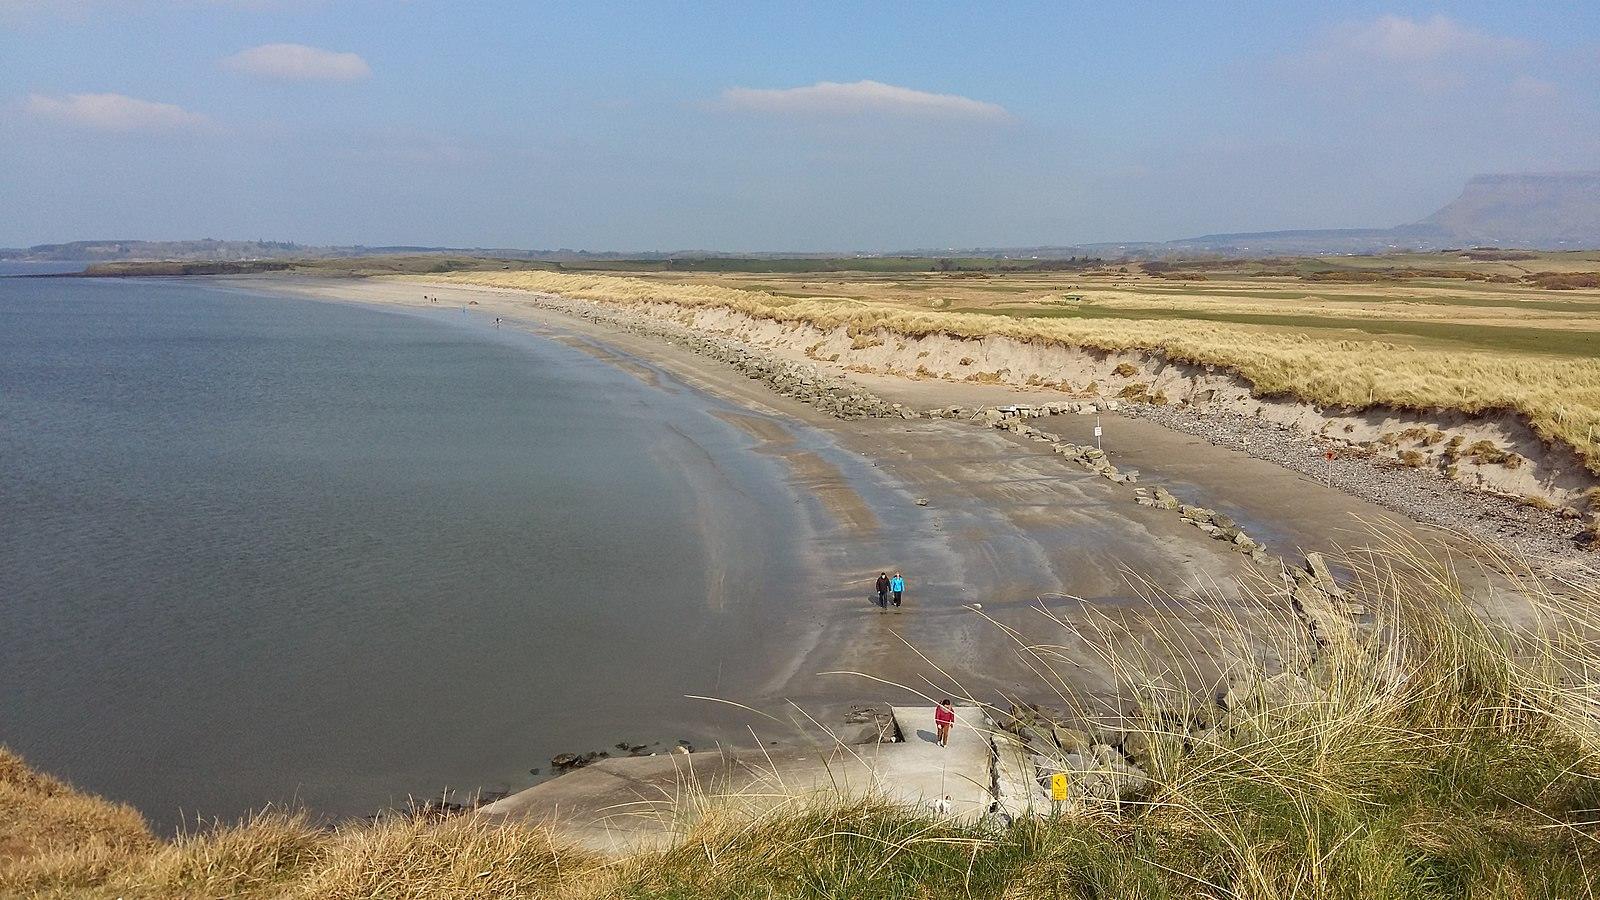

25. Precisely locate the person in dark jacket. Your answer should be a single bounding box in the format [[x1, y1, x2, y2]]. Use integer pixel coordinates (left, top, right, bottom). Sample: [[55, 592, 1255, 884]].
[[875, 572, 891, 610]]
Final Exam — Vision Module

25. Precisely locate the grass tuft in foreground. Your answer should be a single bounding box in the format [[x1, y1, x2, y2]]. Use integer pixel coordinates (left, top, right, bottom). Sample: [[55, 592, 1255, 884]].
[[4, 537, 1600, 898]]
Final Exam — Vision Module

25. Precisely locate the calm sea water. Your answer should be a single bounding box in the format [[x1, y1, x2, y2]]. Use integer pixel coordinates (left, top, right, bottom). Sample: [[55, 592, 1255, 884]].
[[0, 276, 807, 829]]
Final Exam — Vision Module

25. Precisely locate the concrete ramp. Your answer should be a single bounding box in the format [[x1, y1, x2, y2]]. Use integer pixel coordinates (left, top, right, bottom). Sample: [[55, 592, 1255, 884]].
[[882, 706, 992, 818], [481, 706, 1000, 853]]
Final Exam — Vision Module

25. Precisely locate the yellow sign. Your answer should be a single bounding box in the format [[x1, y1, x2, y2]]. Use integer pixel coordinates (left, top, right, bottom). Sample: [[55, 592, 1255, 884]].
[[1050, 773, 1069, 801]]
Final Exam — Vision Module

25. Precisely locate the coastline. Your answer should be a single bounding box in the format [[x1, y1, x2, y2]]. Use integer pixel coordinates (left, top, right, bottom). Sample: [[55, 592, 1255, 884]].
[[8, 272, 1583, 857], [227, 275, 1491, 680], [240, 275, 1563, 552], [209, 271, 1576, 845]]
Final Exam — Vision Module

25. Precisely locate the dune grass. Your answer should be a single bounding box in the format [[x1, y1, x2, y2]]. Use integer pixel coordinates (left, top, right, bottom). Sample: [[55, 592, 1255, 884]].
[[420, 270, 1600, 474], [5, 536, 1600, 898]]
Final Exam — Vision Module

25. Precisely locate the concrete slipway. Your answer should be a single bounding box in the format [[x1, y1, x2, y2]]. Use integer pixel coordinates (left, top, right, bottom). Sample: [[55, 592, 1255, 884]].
[[481, 706, 1015, 853]]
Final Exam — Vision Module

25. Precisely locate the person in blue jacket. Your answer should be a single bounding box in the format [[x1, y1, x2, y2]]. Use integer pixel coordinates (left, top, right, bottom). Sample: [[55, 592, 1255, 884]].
[[890, 572, 905, 607]]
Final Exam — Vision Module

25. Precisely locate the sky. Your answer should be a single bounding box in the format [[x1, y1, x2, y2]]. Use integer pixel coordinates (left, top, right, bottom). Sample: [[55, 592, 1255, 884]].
[[3, 1, 1599, 251]]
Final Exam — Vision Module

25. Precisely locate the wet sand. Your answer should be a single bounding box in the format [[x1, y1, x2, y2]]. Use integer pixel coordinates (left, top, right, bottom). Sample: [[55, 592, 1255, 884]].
[[228, 276, 1443, 726]]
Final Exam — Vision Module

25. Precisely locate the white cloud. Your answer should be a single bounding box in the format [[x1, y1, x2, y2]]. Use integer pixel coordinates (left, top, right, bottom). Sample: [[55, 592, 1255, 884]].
[[719, 80, 1009, 121], [222, 43, 371, 81], [1323, 14, 1528, 63], [24, 92, 207, 131]]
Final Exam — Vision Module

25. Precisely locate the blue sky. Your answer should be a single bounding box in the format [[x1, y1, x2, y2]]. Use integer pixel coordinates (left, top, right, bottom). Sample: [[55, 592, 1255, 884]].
[[3, 1, 1598, 250]]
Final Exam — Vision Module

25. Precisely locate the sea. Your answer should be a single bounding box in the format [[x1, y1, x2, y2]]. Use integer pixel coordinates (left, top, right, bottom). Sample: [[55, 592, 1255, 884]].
[[0, 271, 810, 830]]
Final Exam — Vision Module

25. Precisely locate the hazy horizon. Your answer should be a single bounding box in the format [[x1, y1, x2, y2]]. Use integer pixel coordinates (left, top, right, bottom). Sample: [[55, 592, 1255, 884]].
[[4, 1, 1598, 251]]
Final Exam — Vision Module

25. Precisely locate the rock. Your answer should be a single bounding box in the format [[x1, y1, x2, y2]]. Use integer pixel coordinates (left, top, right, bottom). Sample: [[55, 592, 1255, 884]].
[[1210, 512, 1237, 530], [1063, 749, 1149, 802], [1257, 672, 1325, 708], [1056, 751, 1092, 772], [1120, 730, 1178, 771], [1054, 443, 1085, 461], [551, 751, 608, 771], [1218, 684, 1247, 712], [1305, 552, 1346, 597], [843, 705, 880, 724], [836, 722, 890, 745], [915, 498, 929, 506], [1120, 731, 1150, 762], [1052, 726, 1092, 755]]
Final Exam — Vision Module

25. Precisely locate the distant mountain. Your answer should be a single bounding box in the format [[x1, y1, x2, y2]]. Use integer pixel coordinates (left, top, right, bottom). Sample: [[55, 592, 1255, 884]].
[[9, 173, 1598, 263], [1132, 172, 1600, 256], [917, 173, 1600, 259], [1418, 172, 1600, 248], [0, 239, 317, 262], [0, 240, 697, 263]]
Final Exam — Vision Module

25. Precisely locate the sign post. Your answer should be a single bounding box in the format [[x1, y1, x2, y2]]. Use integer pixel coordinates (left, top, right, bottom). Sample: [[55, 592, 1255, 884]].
[[1050, 772, 1069, 802], [1094, 417, 1103, 451]]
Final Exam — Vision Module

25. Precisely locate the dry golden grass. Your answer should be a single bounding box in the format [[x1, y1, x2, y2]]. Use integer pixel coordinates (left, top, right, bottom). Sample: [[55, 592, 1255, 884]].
[[0, 747, 155, 896], [296, 815, 588, 899], [421, 270, 1600, 472]]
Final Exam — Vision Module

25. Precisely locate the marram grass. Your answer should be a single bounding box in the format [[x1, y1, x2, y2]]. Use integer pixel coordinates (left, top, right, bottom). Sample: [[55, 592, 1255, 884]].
[[4, 537, 1600, 898], [421, 270, 1600, 473]]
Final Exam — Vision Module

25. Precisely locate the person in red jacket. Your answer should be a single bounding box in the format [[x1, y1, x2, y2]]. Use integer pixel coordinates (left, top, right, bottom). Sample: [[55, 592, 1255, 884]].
[[934, 699, 956, 747]]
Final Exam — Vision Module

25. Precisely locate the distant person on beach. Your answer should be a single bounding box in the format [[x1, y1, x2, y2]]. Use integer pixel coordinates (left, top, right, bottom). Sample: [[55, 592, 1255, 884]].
[[935, 699, 955, 746], [890, 572, 905, 608], [875, 572, 890, 610], [494, 317, 502, 328]]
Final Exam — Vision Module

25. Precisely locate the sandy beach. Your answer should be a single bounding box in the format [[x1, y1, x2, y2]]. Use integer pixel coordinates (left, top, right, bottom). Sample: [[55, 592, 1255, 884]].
[[223, 274, 1462, 734]]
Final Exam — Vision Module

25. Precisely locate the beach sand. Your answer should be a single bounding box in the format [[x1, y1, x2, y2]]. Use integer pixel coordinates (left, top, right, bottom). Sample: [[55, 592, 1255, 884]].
[[216, 275, 1455, 734]]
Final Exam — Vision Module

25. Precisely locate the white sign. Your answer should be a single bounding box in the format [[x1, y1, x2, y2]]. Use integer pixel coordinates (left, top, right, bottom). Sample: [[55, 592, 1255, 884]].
[[1093, 426, 1103, 438]]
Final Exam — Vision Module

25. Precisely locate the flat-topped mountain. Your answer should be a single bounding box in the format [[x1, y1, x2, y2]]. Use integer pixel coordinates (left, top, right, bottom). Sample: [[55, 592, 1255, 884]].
[[1148, 172, 1600, 256], [1419, 172, 1600, 248]]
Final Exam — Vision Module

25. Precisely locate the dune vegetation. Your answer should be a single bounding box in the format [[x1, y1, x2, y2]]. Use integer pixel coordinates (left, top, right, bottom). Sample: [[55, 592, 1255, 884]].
[[423, 268, 1600, 474], [7, 536, 1600, 898]]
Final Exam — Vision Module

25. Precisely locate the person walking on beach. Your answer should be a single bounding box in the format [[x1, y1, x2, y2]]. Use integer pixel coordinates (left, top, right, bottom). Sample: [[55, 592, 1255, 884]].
[[934, 699, 955, 747], [890, 572, 905, 608], [494, 317, 503, 328], [875, 572, 891, 610]]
